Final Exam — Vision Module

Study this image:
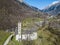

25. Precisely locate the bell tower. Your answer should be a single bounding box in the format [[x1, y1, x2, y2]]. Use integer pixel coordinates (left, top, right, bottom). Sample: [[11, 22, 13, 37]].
[[16, 22, 22, 41], [18, 22, 21, 35]]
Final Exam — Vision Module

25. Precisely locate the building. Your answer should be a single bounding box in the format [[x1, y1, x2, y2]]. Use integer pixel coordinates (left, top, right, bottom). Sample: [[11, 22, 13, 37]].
[[15, 22, 37, 41]]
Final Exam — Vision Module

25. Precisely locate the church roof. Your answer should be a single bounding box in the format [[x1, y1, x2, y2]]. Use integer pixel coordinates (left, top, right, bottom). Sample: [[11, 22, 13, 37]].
[[22, 27, 38, 34]]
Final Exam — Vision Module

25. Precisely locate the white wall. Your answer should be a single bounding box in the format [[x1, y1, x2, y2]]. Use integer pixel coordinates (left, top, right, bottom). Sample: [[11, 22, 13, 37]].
[[30, 32, 37, 40], [16, 35, 21, 41], [22, 34, 28, 40], [16, 32, 37, 41]]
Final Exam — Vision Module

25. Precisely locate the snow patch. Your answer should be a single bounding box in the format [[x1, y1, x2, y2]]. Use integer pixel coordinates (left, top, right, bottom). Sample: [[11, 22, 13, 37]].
[[52, 1, 59, 4], [49, 1, 59, 7]]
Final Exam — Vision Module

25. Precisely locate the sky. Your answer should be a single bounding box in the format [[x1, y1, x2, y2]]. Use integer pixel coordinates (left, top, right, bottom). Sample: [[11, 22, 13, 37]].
[[24, 0, 58, 9]]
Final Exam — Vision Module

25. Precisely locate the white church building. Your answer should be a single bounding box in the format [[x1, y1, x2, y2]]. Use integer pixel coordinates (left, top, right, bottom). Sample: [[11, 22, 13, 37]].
[[15, 22, 37, 41]]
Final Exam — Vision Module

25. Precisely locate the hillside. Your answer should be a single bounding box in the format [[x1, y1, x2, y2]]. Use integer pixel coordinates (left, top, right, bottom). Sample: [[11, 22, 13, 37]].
[[0, 0, 47, 30]]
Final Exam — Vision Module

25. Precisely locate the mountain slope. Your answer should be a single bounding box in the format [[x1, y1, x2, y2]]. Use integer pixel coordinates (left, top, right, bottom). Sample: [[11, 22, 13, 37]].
[[42, 1, 60, 15], [0, 0, 46, 30]]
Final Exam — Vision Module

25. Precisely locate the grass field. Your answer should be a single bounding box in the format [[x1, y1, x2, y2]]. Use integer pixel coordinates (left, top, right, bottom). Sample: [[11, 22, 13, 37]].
[[0, 30, 11, 45], [8, 36, 23, 45], [37, 26, 60, 45]]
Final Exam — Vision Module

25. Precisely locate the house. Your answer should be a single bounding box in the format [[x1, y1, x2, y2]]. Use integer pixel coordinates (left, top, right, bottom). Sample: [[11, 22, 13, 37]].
[[15, 22, 37, 41]]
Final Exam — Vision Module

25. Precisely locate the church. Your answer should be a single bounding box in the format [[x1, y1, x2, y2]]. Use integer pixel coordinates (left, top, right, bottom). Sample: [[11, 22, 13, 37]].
[[15, 22, 37, 41]]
